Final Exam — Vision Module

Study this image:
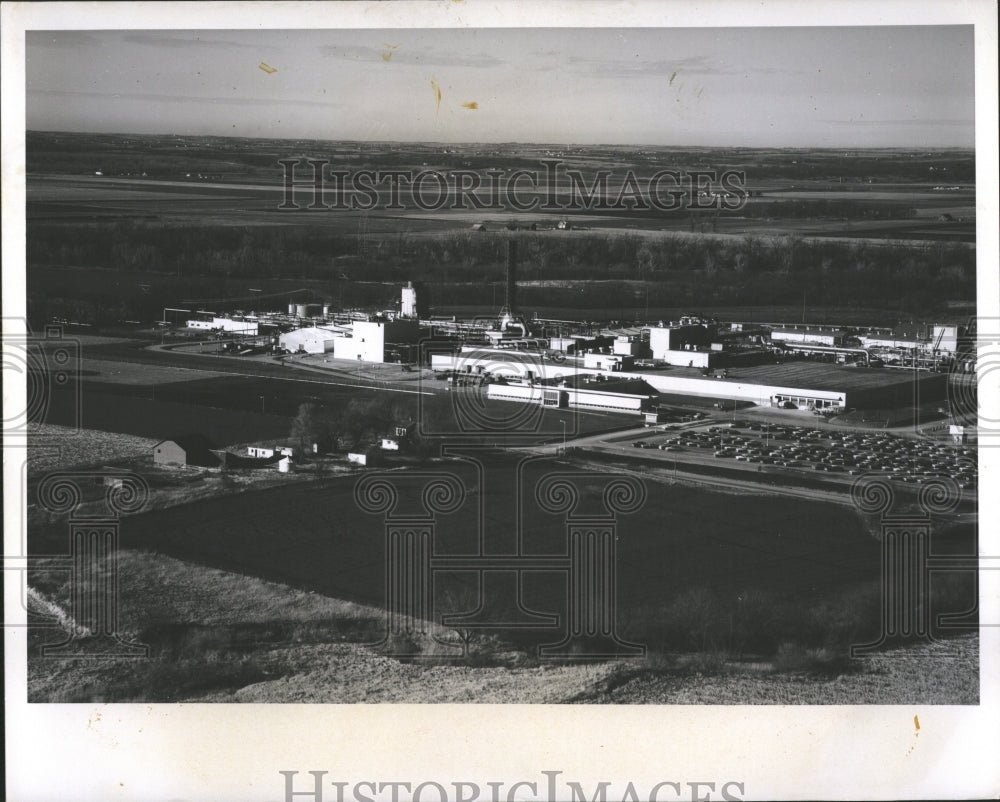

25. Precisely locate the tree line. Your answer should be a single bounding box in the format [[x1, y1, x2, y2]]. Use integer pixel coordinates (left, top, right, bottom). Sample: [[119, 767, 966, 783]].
[[27, 220, 975, 326]]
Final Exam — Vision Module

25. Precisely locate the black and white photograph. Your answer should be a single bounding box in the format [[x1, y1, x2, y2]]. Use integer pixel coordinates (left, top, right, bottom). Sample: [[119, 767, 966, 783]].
[[4, 1, 998, 800]]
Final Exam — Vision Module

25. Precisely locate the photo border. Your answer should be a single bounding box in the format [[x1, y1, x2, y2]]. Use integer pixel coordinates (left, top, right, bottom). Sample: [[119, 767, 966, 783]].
[[3, 2, 998, 800]]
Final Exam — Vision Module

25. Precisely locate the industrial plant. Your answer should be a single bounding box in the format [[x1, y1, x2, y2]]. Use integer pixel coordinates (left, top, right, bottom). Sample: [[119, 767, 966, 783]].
[[160, 238, 975, 425]]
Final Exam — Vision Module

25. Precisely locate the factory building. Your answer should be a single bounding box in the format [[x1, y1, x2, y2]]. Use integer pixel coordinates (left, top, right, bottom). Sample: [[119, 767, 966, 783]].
[[858, 324, 959, 354], [332, 320, 421, 363], [430, 346, 946, 412], [549, 335, 601, 354], [770, 326, 848, 347], [649, 323, 719, 367], [186, 316, 259, 335], [487, 380, 657, 414], [279, 326, 343, 354], [583, 352, 634, 371], [613, 336, 643, 356]]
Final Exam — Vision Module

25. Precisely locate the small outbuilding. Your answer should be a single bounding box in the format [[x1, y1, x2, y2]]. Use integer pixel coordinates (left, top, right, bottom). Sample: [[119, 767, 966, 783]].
[[152, 435, 221, 468]]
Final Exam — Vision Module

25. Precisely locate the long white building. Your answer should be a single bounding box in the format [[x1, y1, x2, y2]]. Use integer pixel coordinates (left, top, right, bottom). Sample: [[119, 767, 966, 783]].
[[431, 346, 946, 412]]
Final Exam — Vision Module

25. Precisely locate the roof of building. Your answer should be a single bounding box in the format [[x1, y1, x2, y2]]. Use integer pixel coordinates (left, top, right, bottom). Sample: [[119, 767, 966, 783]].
[[556, 376, 659, 396], [666, 362, 938, 393], [769, 326, 846, 337], [154, 434, 221, 467], [155, 434, 218, 452]]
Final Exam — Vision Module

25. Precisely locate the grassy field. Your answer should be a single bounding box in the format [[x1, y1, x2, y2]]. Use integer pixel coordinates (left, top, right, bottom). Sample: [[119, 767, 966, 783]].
[[26, 424, 159, 475], [26, 547, 978, 704], [27, 451, 978, 668]]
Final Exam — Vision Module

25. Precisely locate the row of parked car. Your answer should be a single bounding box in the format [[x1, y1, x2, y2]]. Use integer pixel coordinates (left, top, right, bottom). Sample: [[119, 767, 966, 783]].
[[633, 421, 978, 488]]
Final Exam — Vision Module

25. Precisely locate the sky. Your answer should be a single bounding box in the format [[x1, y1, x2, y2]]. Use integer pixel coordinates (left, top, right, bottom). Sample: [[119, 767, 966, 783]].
[[25, 26, 975, 147]]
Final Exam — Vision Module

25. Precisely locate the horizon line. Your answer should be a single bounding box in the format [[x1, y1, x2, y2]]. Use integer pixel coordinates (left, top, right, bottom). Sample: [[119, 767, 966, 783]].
[[25, 129, 977, 152]]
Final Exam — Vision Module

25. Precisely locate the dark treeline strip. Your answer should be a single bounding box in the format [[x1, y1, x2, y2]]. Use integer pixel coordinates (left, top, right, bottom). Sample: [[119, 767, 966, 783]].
[[27, 222, 975, 326]]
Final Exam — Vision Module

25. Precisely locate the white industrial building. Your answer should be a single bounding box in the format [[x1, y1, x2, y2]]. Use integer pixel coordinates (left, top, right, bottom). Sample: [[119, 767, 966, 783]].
[[613, 336, 642, 356], [859, 324, 958, 354], [279, 326, 343, 354], [649, 324, 717, 367], [430, 345, 943, 412], [770, 326, 847, 347], [332, 320, 420, 363], [583, 352, 634, 371], [186, 316, 259, 335], [486, 382, 655, 413], [277, 319, 420, 362]]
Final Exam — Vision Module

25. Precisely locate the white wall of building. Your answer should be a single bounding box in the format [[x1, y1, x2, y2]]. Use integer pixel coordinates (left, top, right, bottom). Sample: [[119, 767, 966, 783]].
[[486, 382, 649, 413], [770, 329, 840, 346], [649, 327, 671, 357], [931, 325, 958, 353], [185, 318, 258, 334], [659, 350, 712, 368], [613, 337, 640, 356], [622, 371, 844, 407], [280, 327, 341, 354], [214, 317, 258, 334], [859, 335, 922, 350]]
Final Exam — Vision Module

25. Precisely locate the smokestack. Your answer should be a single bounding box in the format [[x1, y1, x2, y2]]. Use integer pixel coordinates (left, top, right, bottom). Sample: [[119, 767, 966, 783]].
[[505, 239, 517, 313]]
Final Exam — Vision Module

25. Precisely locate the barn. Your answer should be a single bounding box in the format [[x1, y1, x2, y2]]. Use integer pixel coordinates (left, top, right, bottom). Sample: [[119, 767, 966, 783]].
[[152, 435, 221, 468]]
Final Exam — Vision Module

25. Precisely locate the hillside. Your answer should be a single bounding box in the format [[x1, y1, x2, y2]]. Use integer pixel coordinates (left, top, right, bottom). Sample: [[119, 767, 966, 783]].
[[26, 549, 978, 704]]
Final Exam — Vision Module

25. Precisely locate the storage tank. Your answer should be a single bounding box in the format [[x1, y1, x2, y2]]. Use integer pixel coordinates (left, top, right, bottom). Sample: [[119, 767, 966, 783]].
[[288, 303, 297, 315], [295, 303, 310, 319], [322, 302, 332, 317]]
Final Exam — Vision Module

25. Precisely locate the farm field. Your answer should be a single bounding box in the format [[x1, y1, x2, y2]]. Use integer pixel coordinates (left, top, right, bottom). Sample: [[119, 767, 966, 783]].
[[26, 170, 976, 242], [28, 452, 977, 642]]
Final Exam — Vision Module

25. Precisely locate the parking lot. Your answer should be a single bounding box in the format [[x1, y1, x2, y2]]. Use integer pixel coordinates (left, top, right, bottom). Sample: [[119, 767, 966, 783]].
[[633, 420, 977, 489]]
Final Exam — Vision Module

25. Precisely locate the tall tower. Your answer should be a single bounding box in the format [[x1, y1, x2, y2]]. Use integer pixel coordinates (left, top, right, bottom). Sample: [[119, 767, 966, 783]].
[[401, 281, 418, 318]]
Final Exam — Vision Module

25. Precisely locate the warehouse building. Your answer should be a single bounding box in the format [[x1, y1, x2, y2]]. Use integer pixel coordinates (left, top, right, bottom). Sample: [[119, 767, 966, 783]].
[[332, 320, 421, 363], [279, 326, 343, 354], [649, 323, 720, 368], [186, 316, 259, 335], [770, 326, 848, 347], [487, 378, 658, 413], [627, 362, 947, 411], [431, 346, 945, 412]]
